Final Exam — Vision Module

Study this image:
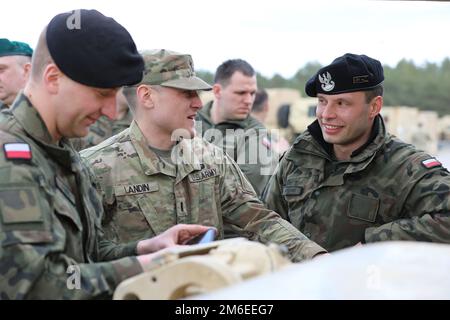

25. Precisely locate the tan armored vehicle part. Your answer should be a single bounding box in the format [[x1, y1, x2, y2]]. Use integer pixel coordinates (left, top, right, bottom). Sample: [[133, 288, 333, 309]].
[[113, 238, 291, 300], [381, 106, 439, 154]]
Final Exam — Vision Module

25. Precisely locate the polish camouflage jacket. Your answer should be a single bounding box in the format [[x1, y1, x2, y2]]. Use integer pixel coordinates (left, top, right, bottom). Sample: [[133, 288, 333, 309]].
[[81, 120, 326, 262], [263, 115, 450, 252], [0, 95, 142, 299], [196, 101, 279, 197], [72, 110, 133, 151]]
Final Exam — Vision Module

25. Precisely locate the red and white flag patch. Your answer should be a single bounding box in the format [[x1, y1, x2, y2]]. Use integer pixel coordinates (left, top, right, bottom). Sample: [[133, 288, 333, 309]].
[[3, 143, 32, 160], [421, 158, 441, 169]]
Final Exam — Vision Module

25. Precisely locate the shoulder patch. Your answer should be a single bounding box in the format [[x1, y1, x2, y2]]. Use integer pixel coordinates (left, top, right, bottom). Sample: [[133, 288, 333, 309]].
[[421, 158, 442, 169], [3, 143, 32, 160]]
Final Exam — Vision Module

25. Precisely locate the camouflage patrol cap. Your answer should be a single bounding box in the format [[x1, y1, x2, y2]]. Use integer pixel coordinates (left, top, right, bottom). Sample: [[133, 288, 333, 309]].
[[141, 49, 212, 91], [305, 53, 384, 97], [0, 38, 33, 57]]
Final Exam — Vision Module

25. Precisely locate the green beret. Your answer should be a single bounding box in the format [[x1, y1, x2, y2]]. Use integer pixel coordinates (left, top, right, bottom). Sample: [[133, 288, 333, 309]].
[[0, 38, 33, 57]]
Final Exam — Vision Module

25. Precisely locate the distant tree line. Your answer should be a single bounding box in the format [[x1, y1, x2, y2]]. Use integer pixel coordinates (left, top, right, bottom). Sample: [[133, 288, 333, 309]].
[[197, 58, 450, 116]]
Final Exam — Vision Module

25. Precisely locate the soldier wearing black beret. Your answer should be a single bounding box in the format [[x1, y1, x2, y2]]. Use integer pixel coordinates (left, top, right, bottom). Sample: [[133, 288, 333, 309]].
[[0, 38, 33, 108], [0, 9, 211, 299], [263, 53, 450, 252]]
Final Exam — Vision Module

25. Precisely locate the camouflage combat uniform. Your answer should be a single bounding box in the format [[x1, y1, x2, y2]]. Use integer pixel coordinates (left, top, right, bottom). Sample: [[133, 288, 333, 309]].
[[263, 115, 450, 252], [81, 120, 326, 262], [196, 101, 279, 197], [0, 95, 142, 299], [72, 110, 133, 151]]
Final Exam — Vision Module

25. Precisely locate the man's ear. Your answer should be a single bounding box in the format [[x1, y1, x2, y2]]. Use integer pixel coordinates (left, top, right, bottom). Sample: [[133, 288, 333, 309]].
[[212, 83, 222, 100], [23, 63, 32, 79], [137, 85, 153, 109], [369, 96, 383, 119], [42, 63, 61, 94]]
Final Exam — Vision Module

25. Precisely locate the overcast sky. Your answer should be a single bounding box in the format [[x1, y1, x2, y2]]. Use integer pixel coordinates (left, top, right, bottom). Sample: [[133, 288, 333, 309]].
[[2, 0, 450, 77]]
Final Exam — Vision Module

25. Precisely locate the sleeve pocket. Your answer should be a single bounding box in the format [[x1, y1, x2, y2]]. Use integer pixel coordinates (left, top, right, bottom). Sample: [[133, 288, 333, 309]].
[[0, 185, 52, 246], [2, 230, 53, 247]]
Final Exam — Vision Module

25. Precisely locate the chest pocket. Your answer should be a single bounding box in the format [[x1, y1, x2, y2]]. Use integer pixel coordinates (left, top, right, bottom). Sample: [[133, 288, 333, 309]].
[[112, 182, 161, 241], [347, 193, 379, 223]]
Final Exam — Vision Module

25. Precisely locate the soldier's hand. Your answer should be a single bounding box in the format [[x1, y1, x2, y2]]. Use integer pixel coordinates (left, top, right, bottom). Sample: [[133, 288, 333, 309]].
[[136, 224, 215, 255]]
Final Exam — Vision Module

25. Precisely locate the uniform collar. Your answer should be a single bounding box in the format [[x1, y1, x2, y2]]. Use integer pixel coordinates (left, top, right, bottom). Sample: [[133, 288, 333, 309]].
[[128, 120, 165, 176], [128, 120, 202, 181], [302, 114, 386, 162], [11, 93, 54, 143], [10, 93, 74, 170], [199, 100, 255, 130]]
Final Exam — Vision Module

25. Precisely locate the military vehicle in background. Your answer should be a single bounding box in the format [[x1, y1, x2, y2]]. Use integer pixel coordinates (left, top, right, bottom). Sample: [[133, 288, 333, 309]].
[[439, 115, 450, 141]]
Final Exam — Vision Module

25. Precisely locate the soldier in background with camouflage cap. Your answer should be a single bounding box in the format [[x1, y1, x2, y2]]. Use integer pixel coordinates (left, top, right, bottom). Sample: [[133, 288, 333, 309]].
[[0, 38, 33, 109], [81, 49, 326, 262], [263, 53, 450, 252], [0, 10, 211, 300]]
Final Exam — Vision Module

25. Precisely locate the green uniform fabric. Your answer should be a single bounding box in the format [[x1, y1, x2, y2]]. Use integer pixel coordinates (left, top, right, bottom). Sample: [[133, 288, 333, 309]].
[[0, 94, 142, 299], [196, 101, 278, 197], [72, 110, 133, 151], [263, 115, 450, 252], [81, 120, 326, 262]]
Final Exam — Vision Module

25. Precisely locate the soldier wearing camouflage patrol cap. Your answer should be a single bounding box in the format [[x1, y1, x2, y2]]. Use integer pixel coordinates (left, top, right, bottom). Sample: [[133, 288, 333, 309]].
[[0, 11, 211, 300], [262, 53, 450, 252], [0, 38, 33, 109], [81, 49, 326, 262]]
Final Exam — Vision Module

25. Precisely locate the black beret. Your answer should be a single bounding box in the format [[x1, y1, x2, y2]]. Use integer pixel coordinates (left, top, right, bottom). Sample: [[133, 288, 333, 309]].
[[305, 53, 384, 97], [46, 9, 144, 88]]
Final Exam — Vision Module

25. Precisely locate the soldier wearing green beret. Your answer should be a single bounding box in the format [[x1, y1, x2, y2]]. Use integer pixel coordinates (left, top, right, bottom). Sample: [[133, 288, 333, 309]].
[[81, 49, 326, 263], [262, 53, 450, 252], [0, 10, 211, 300], [0, 38, 33, 109], [196, 59, 279, 198]]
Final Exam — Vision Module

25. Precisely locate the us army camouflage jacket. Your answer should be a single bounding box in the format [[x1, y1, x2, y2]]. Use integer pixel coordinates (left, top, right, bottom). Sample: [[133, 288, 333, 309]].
[[263, 115, 450, 252], [0, 95, 142, 299], [72, 110, 133, 151], [81, 120, 326, 262], [196, 101, 279, 197]]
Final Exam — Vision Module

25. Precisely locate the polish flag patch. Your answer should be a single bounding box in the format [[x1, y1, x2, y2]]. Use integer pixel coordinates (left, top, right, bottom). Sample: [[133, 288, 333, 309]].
[[3, 143, 32, 160], [421, 158, 441, 169]]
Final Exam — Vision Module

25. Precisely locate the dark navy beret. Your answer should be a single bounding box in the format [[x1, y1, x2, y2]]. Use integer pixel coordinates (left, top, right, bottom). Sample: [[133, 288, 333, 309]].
[[305, 53, 384, 97], [0, 38, 33, 57], [46, 9, 144, 88]]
